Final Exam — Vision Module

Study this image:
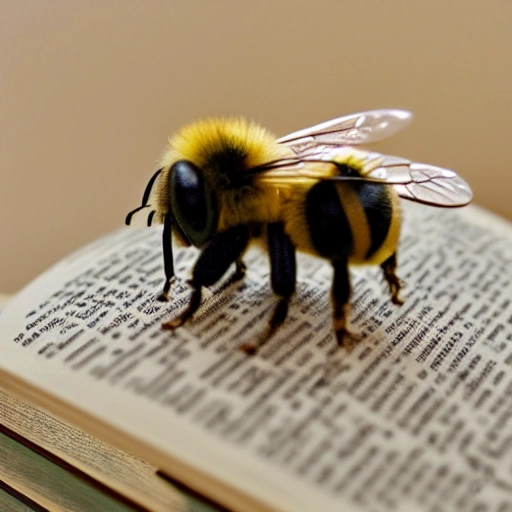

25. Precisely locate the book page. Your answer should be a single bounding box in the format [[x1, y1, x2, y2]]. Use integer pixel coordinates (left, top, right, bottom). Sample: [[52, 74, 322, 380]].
[[1, 203, 511, 512]]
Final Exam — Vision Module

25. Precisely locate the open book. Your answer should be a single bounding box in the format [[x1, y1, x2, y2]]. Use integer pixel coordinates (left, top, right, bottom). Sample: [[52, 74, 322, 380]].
[[1, 202, 511, 512]]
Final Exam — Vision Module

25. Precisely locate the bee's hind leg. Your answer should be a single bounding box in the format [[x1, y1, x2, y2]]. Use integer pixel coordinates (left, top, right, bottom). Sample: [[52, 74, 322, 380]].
[[381, 252, 404, 305], [162, 225, 250, 330], [239, 222, 296, 355], [331, 258, 357, 350]]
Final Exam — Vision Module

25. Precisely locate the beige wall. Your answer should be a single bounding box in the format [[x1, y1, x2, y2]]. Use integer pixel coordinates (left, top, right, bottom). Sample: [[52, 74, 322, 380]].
[[1, 1, 511, 293]]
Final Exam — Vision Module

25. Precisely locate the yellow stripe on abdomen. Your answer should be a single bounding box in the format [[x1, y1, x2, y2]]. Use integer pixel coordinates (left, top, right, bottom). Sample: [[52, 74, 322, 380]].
[[336, 184, 372, 263]]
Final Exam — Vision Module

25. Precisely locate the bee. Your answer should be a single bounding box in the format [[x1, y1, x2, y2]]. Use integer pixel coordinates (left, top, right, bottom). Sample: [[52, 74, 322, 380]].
[[126, 110, 472, 353]]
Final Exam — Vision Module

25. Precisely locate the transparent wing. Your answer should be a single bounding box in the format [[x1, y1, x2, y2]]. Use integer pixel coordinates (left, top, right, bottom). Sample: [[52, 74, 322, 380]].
[[276, 109, 413, 154], [253, 150, 473, 208], [363, 155, 474, 207]]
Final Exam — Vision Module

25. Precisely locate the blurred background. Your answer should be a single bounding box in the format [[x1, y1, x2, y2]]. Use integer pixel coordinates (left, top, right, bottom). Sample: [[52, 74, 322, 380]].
[[1, 1, 511, 293]]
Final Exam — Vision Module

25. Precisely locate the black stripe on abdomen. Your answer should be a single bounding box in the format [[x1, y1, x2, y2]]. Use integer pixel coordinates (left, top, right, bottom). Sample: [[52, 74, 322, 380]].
[[306, 181, 353, 260], [354, 182, 393, 259]]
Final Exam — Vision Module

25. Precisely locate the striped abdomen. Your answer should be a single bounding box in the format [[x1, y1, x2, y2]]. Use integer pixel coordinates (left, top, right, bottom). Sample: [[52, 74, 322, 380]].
[[301, 180, 401, 265]]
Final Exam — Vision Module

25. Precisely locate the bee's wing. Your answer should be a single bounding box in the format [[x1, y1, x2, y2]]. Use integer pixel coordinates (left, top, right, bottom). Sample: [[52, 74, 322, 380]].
[[360, 154, 474, 207], [277, 109, 413, 153], [255, 151, 473, 208], [125, 168, 164, 227]]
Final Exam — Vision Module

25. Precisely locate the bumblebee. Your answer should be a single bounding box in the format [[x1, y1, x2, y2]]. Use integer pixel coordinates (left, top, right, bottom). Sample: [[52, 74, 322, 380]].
[[126, 110, 472, 353]]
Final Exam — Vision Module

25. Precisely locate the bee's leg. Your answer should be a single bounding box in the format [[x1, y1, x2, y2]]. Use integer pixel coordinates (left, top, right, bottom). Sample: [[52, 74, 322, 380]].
[[381, 252, 404, 305], [267, 223, 296, 332], [240, 222, 296, 355], [157, 213, 175, 302], [207, 257, 247, 294], [331, 258, 354, 349], [162, 225, 250, 330], [231, 257, 247, 283]]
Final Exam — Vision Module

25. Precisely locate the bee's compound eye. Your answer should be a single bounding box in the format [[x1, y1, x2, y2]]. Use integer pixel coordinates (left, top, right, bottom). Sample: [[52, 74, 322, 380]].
[[170, 160, 217, 247]]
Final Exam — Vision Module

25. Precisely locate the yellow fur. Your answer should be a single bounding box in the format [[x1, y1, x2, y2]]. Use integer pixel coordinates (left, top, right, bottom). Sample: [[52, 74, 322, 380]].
[[158, 118, 290, 232], [280, 180, 318, 254], [154, 116, 401, 264], [160, 117, 284, 172], [336, 184, 372, 262]]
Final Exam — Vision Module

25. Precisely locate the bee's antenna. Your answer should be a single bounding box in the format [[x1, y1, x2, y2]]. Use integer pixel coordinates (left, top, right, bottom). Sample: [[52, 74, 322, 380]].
[[141, 168, 163, 206], [125, 205, 150, 225], [125, 168, 164, 225]]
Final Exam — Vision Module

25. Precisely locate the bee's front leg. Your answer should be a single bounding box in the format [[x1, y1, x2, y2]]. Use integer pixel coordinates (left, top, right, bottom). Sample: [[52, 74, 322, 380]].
[[162, 225, 250, 330], [157, 213, 176, 302]]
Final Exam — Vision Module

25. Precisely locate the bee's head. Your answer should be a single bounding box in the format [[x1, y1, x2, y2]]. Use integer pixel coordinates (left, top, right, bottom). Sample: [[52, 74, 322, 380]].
[[160, 118, 281, 247]]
